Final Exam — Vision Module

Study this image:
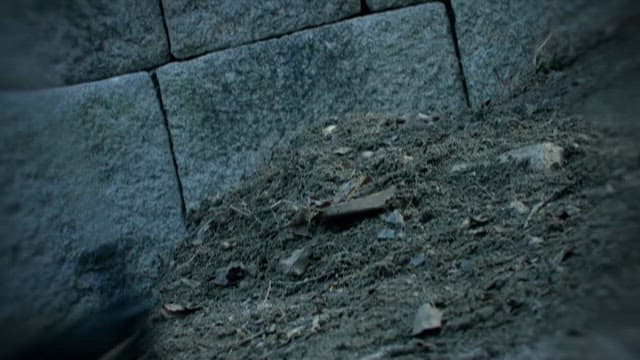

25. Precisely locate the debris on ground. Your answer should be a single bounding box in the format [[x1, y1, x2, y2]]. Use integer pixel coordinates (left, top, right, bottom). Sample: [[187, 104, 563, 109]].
[[151, 23, 640, 358], [161, 303, 201, 317], [211, 263, 246, 287], [279, 247, 312, 276], [412, 304, 443, 337], [381, 209, 405, 227], [319, 186, 396, 222], [498, 142, 565, 170]]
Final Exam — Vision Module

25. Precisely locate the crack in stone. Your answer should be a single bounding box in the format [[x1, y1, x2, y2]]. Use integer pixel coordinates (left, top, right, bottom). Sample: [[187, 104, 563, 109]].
[[361, 0, 371, 15], [157, 0, 176, 61], [150, 72, 186, 222], [441, 0, 471, 108]]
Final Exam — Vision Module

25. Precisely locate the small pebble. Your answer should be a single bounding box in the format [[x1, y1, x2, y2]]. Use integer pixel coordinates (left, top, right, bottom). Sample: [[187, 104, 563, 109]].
[[409, 252, 427, 267]]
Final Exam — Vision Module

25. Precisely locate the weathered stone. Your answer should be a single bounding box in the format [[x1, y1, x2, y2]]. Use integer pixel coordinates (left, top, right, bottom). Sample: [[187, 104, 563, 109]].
[[498, 142, 565, 170], [366, 0, 432, 12], [0, 73, 184, 325], [452, 0, 640, 108], [0, 1, 170, 89], [412, 303, 443, 336], [161, 0, 361, 59], [157, 3, 466, 210]]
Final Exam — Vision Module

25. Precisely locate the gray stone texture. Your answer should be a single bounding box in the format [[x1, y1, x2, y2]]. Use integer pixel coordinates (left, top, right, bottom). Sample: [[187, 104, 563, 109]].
[[161, 0, 361, 59], [0, 0, 170, 89], [0, 73, 184, 325], [452, 0, 640, 109], [157, 3, 466, 210], [366, 0, 432, 12]]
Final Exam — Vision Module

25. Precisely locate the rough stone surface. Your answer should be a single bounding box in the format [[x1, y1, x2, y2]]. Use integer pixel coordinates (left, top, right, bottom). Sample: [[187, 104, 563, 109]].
[[452, 0, 640, 109], [0, 1, 170, 89], [157, 3, 466, 210], [366, 0, 432, 12], [0, 73, 184, 325], [161, 0, 360, 59], [498, 142, 565, 171]]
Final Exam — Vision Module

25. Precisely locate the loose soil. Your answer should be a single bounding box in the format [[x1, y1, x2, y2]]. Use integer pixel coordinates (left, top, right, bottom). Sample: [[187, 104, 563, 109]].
[[149, 20, 640, 359]]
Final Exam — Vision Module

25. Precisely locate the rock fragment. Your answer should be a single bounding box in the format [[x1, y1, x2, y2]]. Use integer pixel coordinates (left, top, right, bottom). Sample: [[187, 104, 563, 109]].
[[412, 304, 443, 337], [213, 263, 246, 286], [498, 142, 565, 170], [279, 247, 312, 276]]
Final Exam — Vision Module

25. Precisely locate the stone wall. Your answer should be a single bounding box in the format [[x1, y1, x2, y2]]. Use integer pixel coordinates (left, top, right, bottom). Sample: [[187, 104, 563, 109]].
[[156, 4, 465, 210], [0, 0, 636, 324], [452, 0, 638, 108], [0, 73, 183, 321]]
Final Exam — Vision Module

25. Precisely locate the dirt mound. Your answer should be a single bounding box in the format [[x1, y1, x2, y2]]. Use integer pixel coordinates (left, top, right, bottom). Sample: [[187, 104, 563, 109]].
[[149, 24, 640, 359]]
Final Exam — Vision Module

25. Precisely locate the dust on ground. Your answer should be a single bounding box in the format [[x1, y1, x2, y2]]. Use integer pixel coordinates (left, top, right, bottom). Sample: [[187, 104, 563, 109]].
[[148, 20, 640, 359]]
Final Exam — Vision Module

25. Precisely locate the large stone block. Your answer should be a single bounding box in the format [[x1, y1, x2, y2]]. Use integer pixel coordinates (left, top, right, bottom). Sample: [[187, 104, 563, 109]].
[[157, 3, 466, 211], [366, 0, 432, 12], [0, 73, 184, 324], [161, 0, 360, 59], [0, 1, 170, 89], [452, 0, 639, 109]]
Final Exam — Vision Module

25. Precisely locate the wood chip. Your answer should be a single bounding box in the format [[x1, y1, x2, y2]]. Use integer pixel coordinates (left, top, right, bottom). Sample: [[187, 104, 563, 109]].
[[320, 186, 396, 221]]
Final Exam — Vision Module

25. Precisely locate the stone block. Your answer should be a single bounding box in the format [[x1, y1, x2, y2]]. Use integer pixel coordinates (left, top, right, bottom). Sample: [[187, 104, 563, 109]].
[[161, 0, 360, 59], [157, 3, 466, 210], [0, 73, 184, 324], [0, 1, 170, 89], [452, 0, 639, 108], [366, 0, 432, 12], [498, 142, 565, 171]]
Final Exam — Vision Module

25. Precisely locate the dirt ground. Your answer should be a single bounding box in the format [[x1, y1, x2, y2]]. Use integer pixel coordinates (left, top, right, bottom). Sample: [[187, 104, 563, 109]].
[[148, 20, 640, 359]]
